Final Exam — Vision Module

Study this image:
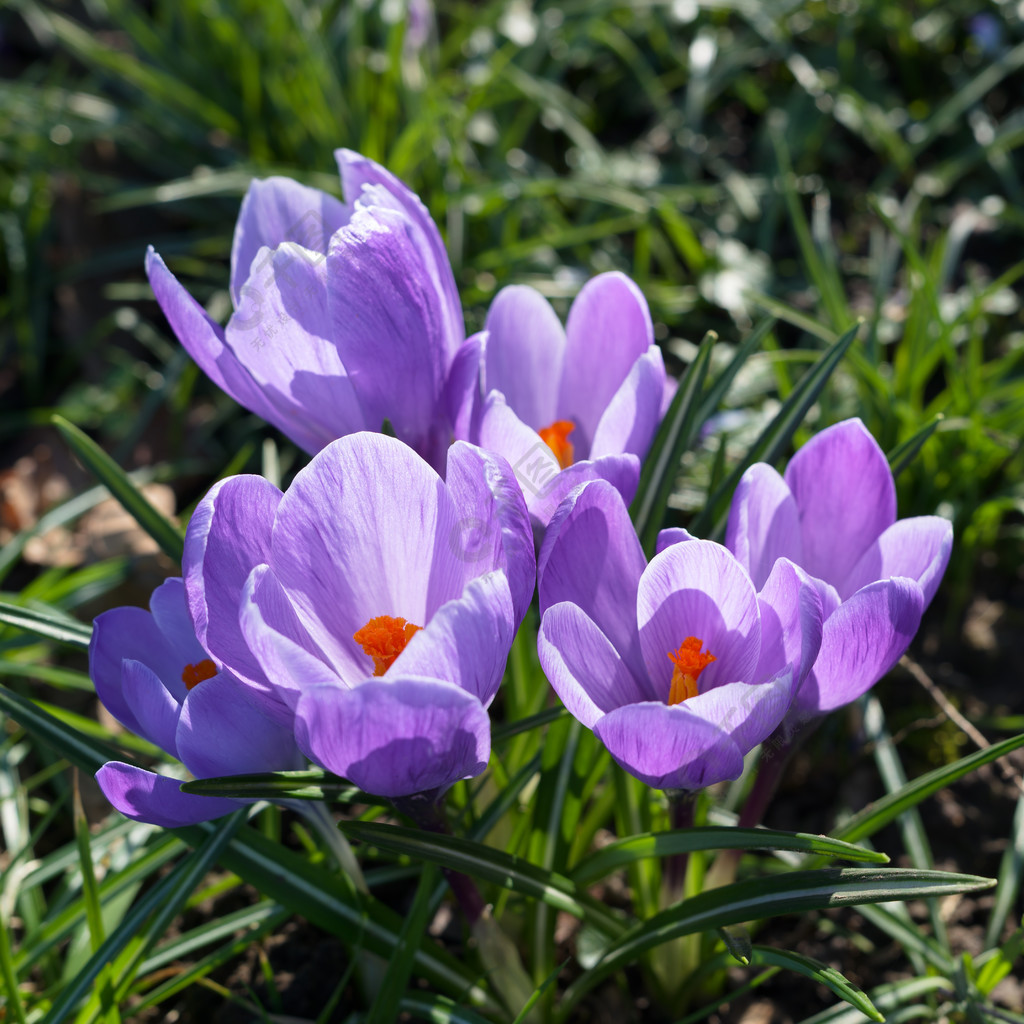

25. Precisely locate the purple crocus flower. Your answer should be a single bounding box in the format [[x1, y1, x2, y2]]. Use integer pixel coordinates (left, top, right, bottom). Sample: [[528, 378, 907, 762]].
[[725, 418, 953, 728], [146, 149, 463, 470], [536, 480, 822, 791], [183, 431, 535, 800], [90, 578, 302, 828], [448, 273, 668, 528]]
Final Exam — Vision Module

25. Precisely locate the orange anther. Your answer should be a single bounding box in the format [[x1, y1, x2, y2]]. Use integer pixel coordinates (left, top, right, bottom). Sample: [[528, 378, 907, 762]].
[[354, 615, 422, 676]]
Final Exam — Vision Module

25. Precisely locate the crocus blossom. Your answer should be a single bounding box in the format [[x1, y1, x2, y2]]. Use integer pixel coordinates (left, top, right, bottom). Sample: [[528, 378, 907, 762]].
[[536, 480, 822, 791], [90, 578, 301, 827], [725, 417, 953, 726], [183, 431, 535, 799], [146, 149, 463, 470], [447, 272, 668, 528]]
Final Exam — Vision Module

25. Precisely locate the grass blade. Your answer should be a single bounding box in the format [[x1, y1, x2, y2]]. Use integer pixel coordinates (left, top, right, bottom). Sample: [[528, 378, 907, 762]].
[[631, 330, 716, 555], [52, 414, 184, 564], [570, 826, 886, 887], [887, 415, 943, 479], [557, 868, 994, 1014], [0, 600, 93, 649]]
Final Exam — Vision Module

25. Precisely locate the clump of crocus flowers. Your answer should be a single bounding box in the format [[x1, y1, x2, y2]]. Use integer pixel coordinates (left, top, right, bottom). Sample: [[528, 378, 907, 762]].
[[92, 151, 950, 846]]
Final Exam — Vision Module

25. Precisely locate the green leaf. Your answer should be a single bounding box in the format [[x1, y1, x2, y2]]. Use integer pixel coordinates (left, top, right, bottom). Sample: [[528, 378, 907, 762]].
[[688, 323, 859, 541], [831, 732, 1024, 846], [630, 330, 715, 555], [180, 769, 383, 805], [0, 600, 93, 649], [695, 317, 776, 427], [887, 415, 943, 479], [557, 868, 994, 1014], [52, 414, 184, 564], [985, 788, 1024, 948], [795, 975, 951, 1024], [747, 946, 883, 1021], [570, 826, 887, 886], [336, 820, 625, 939]]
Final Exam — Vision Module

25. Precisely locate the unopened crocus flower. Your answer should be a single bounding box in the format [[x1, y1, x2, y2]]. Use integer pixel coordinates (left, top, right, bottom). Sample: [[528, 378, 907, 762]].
[[184, 431, 535, 799], [448, 273, 668, 528], [90, 578, 302, 827], [146, 149, 463, 470], [536, 480, 822, 791], [725, 417, 953, 729]]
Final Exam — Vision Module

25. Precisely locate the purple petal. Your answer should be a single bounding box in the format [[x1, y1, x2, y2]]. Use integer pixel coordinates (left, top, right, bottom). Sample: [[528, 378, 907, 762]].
[[594, 702, 745, 790], [90, 606, 186, 734], [226, 242, 368, 447], [146, 248, 326, 455], [537, 479, 647, 679], [395, 571, 515, 706], [683, 672, 794, 755], [637, 540, 761, 697], [725, 463, 802, 590], [120, 659, 183, 756], [840, 516, 952, 605], [446, 333, 485, 442], [175, 672, 301, 780], [230, 177, 351, 306], [538, 602, 651, 728], [784, 419, 896, 587], [269, 433, 463, 671], [148, 579, 208, 666], [295, 677, 490, 798], [588, 346, 667, 461], [796, 577, 925, 717], [238, 564, 343, 716], [558, 272, 655, 455], [526, 454, 641, 529], [444, 441, 536, 625], [325, 206, 453, 457], [755, 558, 823, 687], [482, 285, 565, 430], [655, 527, 696, 555], [184, 474, 281, 689], [335, 149, 463, 353], [96, 762, 241, 827]]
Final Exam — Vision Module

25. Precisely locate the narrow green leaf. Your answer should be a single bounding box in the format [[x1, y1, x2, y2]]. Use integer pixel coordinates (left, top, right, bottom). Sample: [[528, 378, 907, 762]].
[[492, 705, 567, 744], [52, 415, 184, 564], [570, 826, 887, 886], [719, 925, 752, 965], [511, 959, 570, 1024], [395, 993, 497, 1024], [336, 820, 625, 939], [796, 975, 950, 1024], [976, 924, 1024, 997], [630, 330, 716, 555], [856, 903, 953, 973], [696, 317, 776, 427], [557, 868, 994, 1014], [747, 946, 883, 1022], [0, 600, 93, 649], [689, 323, 859, 540], [985, 789, 1024, 947], [180, 769, 382, 805], [887, 415, 943, 479], [831, 732, 1024, 845], [42, 812, 246, 1024], [366, 863, 440, 1024]]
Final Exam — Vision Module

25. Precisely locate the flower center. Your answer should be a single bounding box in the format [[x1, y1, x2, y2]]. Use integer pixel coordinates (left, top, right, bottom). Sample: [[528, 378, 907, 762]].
[[181, 659, 217, 690], [354, 615, 422, 676], [667, 637, 716, 705], [538, 420, 575, 470]]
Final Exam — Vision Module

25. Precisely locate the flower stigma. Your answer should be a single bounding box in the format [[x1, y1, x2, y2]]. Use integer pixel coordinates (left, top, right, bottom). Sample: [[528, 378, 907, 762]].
[[354, 615, 423, 676], [667, 637, 716, 705], [182, 659, 217, 689], [538, 420, 575, 470]]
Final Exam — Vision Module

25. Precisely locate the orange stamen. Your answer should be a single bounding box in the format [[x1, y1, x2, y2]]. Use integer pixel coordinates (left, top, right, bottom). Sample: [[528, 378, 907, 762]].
[[667, 637, 716, 706], [354, 615, 422, 676], [182, 658, 217, 690], [538, 420, 575, 470]]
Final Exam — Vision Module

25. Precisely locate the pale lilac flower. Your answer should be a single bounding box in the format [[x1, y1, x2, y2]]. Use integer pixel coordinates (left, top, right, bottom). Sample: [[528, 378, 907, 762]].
[[725, 418, 953, 725], [90, 578, 301, 827], [448, 273, 668, 528], [184, 432, 535, 799], [146, 150, 463, 470], [537, 481, 822, 790]]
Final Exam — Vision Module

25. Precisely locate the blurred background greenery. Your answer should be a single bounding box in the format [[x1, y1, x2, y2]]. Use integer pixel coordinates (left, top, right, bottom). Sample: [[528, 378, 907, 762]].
[[2, 0, 1022, 604]]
